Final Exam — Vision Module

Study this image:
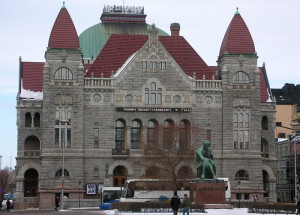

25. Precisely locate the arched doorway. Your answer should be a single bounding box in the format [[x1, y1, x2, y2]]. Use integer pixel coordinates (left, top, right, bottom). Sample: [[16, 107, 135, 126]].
[[24, 169, 38, 197], [263, 170, 269, 199], [113, 166, 127, 187]]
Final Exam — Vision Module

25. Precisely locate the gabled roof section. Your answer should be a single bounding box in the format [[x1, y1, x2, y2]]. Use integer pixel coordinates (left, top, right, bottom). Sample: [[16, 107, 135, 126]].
[[48, 4, 80, 49], [22, 62, 44, 92], [86, 35, 148, 77], [86, 34, 216, 79], [159, 36, 216, 79], [219, 10, 255, 57]]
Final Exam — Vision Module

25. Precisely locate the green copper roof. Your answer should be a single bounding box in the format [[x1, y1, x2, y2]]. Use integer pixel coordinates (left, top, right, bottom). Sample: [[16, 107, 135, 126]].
[[62, 1, 66, 9], [79, 22, 168, 59], [235, 7, 240, 15]]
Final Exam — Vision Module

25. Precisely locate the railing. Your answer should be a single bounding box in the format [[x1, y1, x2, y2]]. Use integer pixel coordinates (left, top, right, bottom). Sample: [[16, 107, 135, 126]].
[[112, 149, 130, 156], [84, 77, 112, 88], [24, 150, 40, 157], [194, 80, 222, 90]]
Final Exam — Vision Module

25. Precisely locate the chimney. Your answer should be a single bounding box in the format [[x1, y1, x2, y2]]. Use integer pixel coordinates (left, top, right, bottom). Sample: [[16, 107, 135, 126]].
[[170, 23, 180, 36]]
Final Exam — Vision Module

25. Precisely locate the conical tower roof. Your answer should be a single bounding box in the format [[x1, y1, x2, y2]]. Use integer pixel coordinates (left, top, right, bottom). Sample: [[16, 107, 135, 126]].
[[48, 2, 80, 49], [219, 9, 255, 57]]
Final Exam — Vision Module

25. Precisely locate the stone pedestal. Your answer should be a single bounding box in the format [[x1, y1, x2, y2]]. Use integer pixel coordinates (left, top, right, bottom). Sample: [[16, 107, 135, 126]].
[[190, 179, 225, 204]]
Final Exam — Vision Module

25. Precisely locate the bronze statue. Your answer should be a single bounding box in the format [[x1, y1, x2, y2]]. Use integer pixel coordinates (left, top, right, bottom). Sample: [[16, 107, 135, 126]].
[[196, 140, 216, 179]]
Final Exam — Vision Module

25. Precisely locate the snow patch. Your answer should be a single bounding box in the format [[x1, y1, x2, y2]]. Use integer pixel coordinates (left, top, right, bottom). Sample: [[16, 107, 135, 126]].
[[20, 81, 43, 100], [114, 52, 138, 78]]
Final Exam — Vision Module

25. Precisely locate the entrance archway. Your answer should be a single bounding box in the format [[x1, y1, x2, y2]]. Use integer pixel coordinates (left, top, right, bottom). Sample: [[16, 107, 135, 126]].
[[113, 166, 127, 187], [263, 170, 269, 198], [24, 169, 38, 197]]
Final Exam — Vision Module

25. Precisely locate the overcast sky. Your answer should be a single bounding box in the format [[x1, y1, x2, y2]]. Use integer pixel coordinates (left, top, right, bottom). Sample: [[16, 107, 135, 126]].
[[0, 0, 299, 169]]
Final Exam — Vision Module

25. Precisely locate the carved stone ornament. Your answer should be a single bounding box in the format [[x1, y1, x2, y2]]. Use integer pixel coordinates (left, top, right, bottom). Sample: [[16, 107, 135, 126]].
[[117, 94, 123, 102], [104, 94, 110, 102], [136, 95, 142, 102], [184, 95, 190, 103], [54, 94, 73, 105], [233, 97, 250, 107], [165, 95, 171, 103]]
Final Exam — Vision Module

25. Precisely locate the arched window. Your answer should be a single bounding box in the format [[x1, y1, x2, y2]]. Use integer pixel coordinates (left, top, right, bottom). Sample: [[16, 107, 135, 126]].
[[24, 136, 40, 157], [235, 170, 249, 180], [34, 112, 40, 127], [145, 82, 162, 105], [55, 169, 70, 178], [115, 119, 125, 150], [163, 120, 174, 149], [55, 67, 73, 80], [233, 71, 249, 84], [180, 120, 191, 150], [25, 112, 32, 127], [262, 116, 268, 130], [147, 120, 158, 149], [131, 120, 141, 149], [94, 168, 99, 180]]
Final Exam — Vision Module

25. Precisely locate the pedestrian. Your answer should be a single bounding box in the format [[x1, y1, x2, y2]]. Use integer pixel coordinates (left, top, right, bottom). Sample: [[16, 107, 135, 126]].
[[171, 191, 180, 215], [6, 198, 11, 211], [182, 194, 190, 215], [297, 197, 300, 215], [255, 195, 259, 202], [253, 195, 258, 202], [55, 196, 60, 211]]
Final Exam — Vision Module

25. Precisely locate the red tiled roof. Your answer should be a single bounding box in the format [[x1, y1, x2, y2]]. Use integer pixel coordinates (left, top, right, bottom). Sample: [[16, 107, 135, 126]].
[[48, 7, 80, 49], [22, 62, 44, 92], [87, 34, 216, 80], [219, 12, 255, 57], [260, 67, 269, 102], [159, 36, 215, 79], [208, 66, 218, 75], [86, 35, 148, 77]]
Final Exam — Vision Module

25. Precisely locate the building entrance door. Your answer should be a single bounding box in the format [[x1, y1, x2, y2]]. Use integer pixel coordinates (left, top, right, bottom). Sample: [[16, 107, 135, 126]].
[[113, 166, 127, 186]]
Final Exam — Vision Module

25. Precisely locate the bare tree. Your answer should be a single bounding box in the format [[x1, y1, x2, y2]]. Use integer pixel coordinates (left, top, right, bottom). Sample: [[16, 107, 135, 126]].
[[0, 168, 10, 202], [142, 122, 203, 190]]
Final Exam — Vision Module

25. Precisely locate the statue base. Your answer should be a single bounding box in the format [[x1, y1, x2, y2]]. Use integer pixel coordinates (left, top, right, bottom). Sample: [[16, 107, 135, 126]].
[[189, 179, 226, 204]]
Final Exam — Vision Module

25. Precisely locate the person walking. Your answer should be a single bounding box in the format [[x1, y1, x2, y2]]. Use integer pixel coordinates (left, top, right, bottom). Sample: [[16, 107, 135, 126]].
[[6, 198, 11, 211], [182, 194, 190, 215], [171, 191, 180, 215], [55, 196, 60, 211]]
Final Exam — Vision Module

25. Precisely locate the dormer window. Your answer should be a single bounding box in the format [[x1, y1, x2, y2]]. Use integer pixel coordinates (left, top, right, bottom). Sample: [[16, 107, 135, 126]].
[[55, 67, 73, 80], [233, 71, 249, 84]]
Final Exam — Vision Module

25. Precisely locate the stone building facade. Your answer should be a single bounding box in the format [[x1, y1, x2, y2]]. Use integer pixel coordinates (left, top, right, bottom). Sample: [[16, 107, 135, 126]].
[[15, 4, 277, 209]]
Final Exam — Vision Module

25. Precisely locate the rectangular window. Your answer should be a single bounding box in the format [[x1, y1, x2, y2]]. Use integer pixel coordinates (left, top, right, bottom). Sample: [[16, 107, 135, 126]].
[[145, 93, 149, 105], [150, 62, 153, 70], [61, 128, 65, 148], [244, 131, 249, 149], [234, 131, 238, 149], [55, 128, 59, 148], [278, 133, 286, 138], [67, 128, 71, 148], [157, 93, 162, 105], [163, 62, 166, 70], [141, 61, 144, 69], [159, 62, 163, 70], [151, 93, 156, 105], [94, 128, 99, 148], [239, 130, 244, 149]]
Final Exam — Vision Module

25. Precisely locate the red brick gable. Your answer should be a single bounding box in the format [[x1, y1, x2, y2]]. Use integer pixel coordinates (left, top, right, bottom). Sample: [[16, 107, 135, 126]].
[[219, 13, 255, 57], [87, 34, 215, 80], [22, 62, 44, 92], [48, 7, 80, 49]]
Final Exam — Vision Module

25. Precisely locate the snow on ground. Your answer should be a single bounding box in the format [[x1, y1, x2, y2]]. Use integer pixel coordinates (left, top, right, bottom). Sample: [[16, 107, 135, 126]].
[[115, 208, 284, 215]]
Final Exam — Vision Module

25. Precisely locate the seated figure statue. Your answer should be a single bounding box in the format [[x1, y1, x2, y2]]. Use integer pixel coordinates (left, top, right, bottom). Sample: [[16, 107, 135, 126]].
[[196, 140, 217, 179]]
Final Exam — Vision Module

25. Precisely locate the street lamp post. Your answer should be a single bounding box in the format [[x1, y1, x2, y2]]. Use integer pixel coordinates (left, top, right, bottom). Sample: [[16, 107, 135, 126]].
[[78, 180, 81, 208], [238, 179, 241, 208], [60, 120, 69, 210]]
